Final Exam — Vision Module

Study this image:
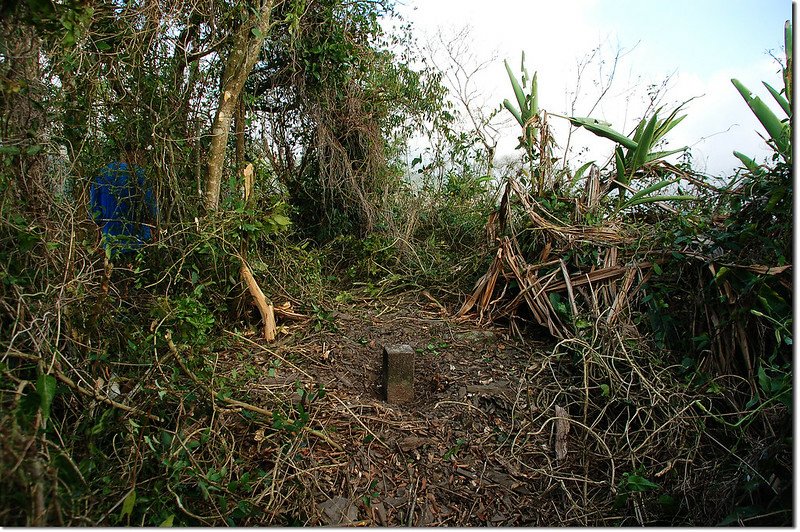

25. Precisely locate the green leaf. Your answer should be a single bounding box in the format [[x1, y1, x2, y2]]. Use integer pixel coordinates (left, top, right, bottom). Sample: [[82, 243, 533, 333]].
[[0, 146, 21, 155], [566, 116, 638, 150], [631, 117, 646, 143], [623, 177, 677, 205], [26, 144, 43, 156], [645, 146, 687, 163], [762, 368, 777, 394], [620, 194, 695, 209], [569, 161, 594, 189], [120, 490, 136, 520], [762, 81, 791, 117], [614, 147, 626, 184], [632, 112, 659, 172], [504, 60, 528, 121], [732, 78, 790, 157], [573, 161, 594, 181], [159, 514, 174, 527], [271, 214, 291, 226], [251, 27, 263, 39], [502, 99, 523, 126], [712, 266, 730, 282], [625, 473, 659, 492], [784, 21, 793, 102], [653, 110, 687, 143], [36, 373, 57, 427], [658, 494, 677, 509], [733, 151, 766, 175]]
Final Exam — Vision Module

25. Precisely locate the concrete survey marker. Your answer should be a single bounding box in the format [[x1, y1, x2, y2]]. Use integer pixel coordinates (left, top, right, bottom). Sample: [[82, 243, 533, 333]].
[[383, 344, 415, 403]]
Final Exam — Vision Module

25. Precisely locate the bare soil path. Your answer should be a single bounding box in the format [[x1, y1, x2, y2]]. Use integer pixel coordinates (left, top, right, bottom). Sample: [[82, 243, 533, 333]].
[[214, 290, 588, 526]]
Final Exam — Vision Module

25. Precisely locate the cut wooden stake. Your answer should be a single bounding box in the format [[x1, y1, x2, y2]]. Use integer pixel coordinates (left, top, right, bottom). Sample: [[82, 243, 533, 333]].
[[242, 162, 254, 204], [240, 261, 276, 341], [554, 405, 570, 461]]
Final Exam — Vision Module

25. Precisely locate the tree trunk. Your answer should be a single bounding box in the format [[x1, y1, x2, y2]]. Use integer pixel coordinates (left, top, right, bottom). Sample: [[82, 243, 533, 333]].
[[0, 20, 48, 211], [204, 0, 274, 212], [235, 93, 246, 171]]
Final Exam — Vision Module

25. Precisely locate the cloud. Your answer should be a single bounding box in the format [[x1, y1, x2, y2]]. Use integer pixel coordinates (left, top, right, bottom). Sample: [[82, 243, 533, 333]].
[[396, 0, 787, 177], [662, 56, 784, 175]]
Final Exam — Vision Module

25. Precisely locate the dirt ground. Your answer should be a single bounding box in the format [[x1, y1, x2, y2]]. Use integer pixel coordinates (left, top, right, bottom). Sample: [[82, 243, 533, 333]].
[[214, 289, 597, 527]]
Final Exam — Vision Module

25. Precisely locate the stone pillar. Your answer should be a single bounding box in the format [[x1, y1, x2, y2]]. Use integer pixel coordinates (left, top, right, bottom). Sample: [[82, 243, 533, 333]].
[[383, 344, 414, 403]]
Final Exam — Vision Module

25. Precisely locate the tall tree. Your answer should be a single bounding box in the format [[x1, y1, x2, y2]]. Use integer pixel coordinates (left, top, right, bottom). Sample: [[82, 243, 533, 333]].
[[204, 0, 277, 212]]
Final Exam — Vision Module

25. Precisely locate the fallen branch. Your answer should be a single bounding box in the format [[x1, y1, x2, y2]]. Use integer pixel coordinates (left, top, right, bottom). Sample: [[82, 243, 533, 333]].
[[273, 301, 309, 321], [241, 261, 277, 341]]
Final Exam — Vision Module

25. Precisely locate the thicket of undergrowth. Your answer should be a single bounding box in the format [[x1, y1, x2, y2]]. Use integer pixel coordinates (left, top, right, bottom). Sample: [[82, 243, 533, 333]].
[[0, 0, 792, 525]]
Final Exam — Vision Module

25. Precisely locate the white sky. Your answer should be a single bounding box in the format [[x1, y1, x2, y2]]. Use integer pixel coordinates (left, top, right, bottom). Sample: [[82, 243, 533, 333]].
[[394, 0, 792, 177]]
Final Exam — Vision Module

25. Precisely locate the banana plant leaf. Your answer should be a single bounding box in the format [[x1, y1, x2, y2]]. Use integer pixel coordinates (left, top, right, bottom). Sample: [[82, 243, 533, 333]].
[[504, 59, 529, 123], [645, 147, 687, 163], [631, 113, 659, 172], [615, 147, 627, 184], [624, 177, 678, 204], [784, 21, 793, 103], [733, 151, 766, 176], [619, 194, 695, 210], [762, 81, 791, 117], [731, 78, 790, 157], [569, 160, 595, 189], [566, 116, 639, 150], [653, 112, 687, 143], [503, 99, 523, 126]]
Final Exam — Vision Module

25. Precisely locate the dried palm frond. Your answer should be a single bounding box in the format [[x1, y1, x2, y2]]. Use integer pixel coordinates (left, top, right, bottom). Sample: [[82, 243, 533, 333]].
[[458, 177, 656, 339]]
